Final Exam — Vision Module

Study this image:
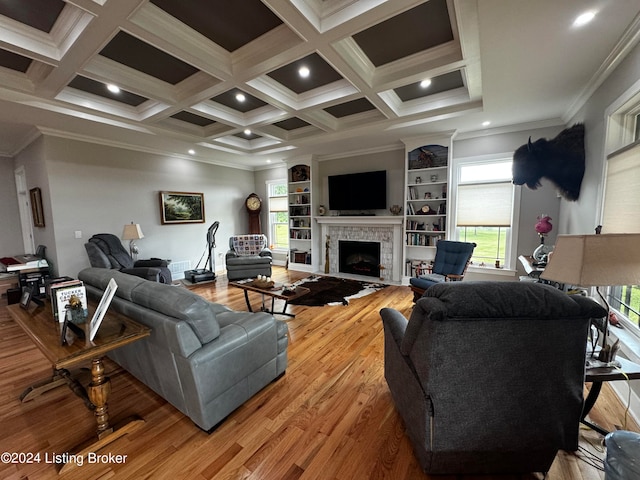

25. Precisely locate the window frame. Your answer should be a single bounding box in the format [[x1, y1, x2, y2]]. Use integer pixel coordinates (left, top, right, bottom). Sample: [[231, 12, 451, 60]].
[[265, 179, 289, 253], [450, 154, 521, 271], [601, 79, 640, 339]]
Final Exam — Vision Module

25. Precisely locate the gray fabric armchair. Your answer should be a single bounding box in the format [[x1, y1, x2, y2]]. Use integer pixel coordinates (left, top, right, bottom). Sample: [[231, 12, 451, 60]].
[[380, 281, 607, 475], [225, 234, 272, 281], [85, 233, 172, 283]]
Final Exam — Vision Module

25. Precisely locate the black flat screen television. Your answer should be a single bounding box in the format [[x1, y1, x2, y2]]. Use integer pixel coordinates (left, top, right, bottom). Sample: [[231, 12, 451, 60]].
[[328, 170, 387, 211]]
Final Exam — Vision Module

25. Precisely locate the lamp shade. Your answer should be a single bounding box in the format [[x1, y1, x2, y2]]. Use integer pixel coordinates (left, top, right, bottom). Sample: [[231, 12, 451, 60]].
[[122, 223, 144, 240], [540, 234, 640, 286]]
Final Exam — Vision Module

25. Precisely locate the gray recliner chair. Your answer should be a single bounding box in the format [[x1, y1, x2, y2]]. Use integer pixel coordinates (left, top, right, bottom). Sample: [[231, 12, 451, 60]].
[[380, 281, 607, 475], [85, 233, 172, 283], [225, 234, 272, 281]]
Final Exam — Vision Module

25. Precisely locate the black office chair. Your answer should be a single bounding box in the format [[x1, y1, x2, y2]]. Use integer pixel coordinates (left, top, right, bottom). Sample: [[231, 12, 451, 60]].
[[84, 233, 172, 283]]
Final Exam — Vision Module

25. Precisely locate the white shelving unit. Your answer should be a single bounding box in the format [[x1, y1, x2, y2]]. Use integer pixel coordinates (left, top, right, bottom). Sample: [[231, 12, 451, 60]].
[[288, 163, 313, 269], [402, 135, 453, 279]]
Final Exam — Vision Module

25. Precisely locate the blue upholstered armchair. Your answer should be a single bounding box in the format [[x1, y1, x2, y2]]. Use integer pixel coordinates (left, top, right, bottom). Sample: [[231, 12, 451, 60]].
[[225, 234, 272, 281], [409, 240, 476, 301]]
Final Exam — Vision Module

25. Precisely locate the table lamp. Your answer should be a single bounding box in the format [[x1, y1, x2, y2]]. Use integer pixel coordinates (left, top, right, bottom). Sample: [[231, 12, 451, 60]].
[[122, 222, 144, 260], [541, 233, 640, 362]]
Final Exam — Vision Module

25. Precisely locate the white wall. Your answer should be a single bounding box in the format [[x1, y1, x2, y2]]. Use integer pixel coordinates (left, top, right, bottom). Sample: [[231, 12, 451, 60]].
[[316, 148, 406, 215], [16, 136, 255, 278], [564, 41, 640, 235], [0, 158, 24, 253], [452, 126, 564, 277]]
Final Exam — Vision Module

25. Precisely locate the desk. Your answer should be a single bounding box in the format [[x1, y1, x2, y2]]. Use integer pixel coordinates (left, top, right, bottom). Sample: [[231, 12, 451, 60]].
[[518, 255, 545, 278], [582, 355, 640, 435], [7, 301, 150, 473]]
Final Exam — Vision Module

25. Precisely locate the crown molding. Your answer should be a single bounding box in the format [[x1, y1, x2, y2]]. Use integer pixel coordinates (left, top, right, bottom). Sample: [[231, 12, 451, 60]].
[[564, 12, 640, 122]]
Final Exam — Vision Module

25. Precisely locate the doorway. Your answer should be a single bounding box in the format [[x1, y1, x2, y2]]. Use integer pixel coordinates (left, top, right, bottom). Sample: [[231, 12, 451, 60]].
[[14, 166, 35, 254]]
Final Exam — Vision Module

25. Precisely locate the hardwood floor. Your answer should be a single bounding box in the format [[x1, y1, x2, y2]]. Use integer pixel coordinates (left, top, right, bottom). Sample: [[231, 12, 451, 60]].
[[0, 267, 637, 479]]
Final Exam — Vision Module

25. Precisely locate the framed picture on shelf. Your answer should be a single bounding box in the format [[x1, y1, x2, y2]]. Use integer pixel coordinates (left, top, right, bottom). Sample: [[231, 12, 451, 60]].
[[160, 191, 205, 224], [290, 164, 310, 182]]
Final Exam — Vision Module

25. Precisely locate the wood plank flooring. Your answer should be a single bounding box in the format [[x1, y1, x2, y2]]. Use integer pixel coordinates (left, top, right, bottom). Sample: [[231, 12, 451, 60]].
[[0, 267, 637, 479]]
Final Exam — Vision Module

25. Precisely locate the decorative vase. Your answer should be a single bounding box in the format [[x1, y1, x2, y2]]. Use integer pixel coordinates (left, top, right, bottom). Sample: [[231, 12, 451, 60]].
[[389, 205, 402, 215], [533, 235, 551, 263]]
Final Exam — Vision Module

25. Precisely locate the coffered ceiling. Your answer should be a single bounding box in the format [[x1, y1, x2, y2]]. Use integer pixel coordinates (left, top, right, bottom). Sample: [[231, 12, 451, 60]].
[[0, 0, 639, 169]]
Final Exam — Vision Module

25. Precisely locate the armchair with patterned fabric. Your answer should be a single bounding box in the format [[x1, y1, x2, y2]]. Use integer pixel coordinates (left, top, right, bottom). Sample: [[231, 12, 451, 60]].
[[225, 234, 272, 281], [409, 240, 476, 301]]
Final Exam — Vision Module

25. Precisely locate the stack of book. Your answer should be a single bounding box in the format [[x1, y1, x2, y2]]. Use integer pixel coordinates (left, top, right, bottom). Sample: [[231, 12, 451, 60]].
[[47, 277, 87, 323]]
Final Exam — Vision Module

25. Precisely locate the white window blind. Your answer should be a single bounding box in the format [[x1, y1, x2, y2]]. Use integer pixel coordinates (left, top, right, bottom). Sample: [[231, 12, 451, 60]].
[[457, 181, 513, 227], [269, 195, 288, 212], [603, 142, 640, 233]]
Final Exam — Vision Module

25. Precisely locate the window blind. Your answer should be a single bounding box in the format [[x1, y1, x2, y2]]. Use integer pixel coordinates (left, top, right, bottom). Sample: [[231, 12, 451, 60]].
[[269, 196, 288, 212], [457, 181, 513, 227], [603, 142, 640, 233]]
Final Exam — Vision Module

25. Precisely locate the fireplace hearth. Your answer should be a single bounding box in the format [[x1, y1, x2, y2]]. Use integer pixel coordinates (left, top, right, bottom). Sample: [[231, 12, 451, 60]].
[[339, 240, 381, 278]]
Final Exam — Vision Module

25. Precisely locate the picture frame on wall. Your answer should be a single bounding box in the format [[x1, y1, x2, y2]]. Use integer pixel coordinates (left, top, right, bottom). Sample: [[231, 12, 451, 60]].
[[30, 187, 45, 227], [159, 191, 205, 224]]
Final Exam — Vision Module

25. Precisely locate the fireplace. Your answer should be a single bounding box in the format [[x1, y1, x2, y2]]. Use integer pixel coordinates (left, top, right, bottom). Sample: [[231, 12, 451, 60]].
[[339, 240, 381, 278]]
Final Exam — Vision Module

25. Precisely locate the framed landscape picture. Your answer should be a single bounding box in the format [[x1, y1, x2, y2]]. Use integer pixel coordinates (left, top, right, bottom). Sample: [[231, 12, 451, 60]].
[[160, 191, 205, 224]]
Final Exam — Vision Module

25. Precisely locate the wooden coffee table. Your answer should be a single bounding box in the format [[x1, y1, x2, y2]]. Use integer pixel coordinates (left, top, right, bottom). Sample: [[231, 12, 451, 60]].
[[230, 280, 310, 317], [7, 301, 150, 473]]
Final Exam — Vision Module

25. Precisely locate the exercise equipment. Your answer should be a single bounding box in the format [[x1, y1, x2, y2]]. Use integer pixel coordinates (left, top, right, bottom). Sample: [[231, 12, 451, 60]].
[[184, 221, 219, 283]]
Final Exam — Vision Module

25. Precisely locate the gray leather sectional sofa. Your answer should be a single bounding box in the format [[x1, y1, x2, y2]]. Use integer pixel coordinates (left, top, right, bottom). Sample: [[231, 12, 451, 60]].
[[78, 267, 288, 431]]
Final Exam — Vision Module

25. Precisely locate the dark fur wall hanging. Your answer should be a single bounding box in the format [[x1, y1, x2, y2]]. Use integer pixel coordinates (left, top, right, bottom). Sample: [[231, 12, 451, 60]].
[[512, 123, 585, 201]]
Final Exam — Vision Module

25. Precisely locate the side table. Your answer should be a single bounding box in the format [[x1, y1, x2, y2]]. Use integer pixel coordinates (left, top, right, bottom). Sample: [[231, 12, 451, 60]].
[[582, 355, 640, 435], [7, 301, 150, 473]]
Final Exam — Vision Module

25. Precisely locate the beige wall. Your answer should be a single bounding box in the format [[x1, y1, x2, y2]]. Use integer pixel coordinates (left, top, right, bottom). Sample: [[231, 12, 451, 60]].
[[13, 136, 255, 277]]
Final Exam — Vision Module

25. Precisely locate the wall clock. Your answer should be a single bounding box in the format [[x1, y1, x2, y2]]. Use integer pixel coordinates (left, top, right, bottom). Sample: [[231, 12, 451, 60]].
[[245, 193, 262, 234]]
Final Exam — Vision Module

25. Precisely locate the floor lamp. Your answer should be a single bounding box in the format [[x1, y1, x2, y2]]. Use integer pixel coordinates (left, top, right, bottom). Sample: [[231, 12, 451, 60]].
[[541, 233, 640, 362]]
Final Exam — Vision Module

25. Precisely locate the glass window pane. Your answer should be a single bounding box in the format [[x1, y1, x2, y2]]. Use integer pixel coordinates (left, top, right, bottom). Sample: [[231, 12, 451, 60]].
[[457, 226, 508, 265]]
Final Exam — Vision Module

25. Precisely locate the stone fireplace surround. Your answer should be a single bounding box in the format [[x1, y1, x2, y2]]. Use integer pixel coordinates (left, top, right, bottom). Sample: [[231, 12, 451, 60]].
[[316, 216, 403, 282]]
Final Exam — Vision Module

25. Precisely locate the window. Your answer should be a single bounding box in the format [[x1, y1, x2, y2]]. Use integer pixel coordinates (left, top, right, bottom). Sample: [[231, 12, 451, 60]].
[[267, 180, 289, 251], [453, 158, 517, 268], [602, 107, 640, 332]]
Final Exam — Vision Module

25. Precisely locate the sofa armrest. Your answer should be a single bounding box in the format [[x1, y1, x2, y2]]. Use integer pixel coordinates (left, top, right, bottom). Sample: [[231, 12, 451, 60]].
[[259, 248, 272, 258], [121, 267, 160, 282], [135, 258, 169, 268], [380, 307, 408, 351]]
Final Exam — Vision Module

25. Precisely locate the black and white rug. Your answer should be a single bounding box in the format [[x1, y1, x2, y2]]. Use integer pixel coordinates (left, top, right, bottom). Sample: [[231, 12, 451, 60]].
[[287, 275, 387, 307]]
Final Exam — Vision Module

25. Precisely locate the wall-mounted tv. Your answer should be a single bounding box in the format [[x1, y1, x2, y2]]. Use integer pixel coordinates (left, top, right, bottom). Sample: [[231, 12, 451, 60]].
[[328, 170, 387, 211]]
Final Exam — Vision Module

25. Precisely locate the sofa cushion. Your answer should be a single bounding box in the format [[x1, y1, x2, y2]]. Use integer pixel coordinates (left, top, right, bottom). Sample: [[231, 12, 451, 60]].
[[422, 281, 607, 320], [232, 235, 267, 256], [130, 281, 221, 343]]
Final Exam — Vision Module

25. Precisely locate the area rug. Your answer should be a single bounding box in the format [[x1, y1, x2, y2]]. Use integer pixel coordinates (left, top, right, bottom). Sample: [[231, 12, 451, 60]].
[[287, 275, 387, 306]]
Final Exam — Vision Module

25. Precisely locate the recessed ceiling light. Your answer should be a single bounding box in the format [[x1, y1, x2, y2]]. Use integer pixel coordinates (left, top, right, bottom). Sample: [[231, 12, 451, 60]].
[[236, 93, 246, 102], [573, 11, 596, 27], [299, 66, 310, 78], [266, 159, 272, 163], [188, 149, 195, 155], [244, 129, 252, 135], [482, 121, 491, 127], [107, 84, 120, 93], [420, 79, 432, 88]]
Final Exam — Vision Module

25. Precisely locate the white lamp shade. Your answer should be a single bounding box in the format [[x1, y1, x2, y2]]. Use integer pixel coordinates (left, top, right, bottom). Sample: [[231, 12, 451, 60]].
[[122, 223, 144, 240], [540, 234, 640, 286]]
